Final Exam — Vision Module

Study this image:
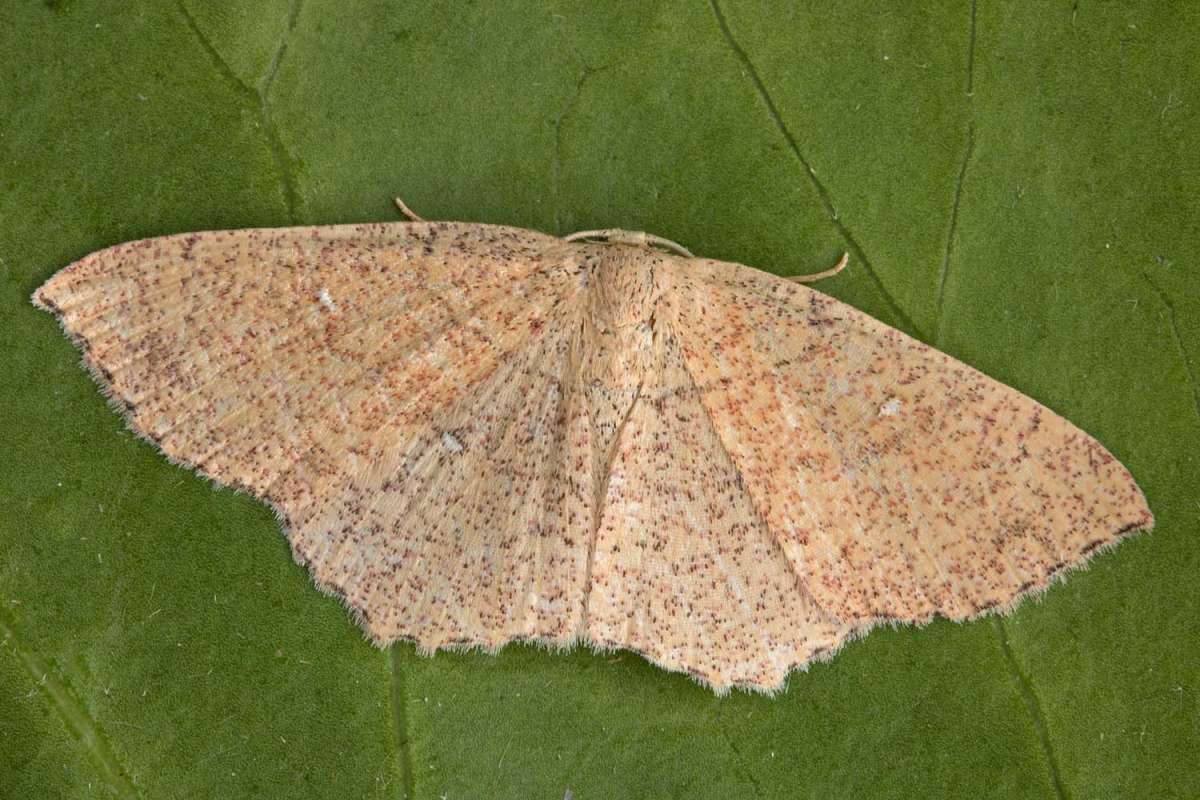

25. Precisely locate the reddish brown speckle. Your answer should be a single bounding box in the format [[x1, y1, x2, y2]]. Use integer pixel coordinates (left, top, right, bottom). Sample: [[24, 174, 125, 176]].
[[30, 218, 1153, 694]]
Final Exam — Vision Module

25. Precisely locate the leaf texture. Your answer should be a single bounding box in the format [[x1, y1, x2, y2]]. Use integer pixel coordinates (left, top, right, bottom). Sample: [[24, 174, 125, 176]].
[[3, 1, 1198, 797]]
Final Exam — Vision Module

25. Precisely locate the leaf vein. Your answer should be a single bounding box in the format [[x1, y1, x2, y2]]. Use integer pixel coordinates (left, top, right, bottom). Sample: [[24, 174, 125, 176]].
[[553, 62, 610, 236], [390, 645, 417, 800], [0, 612, 141, 799], [967, 0, 978, 96], [257, 0, 304, 223], [934, 0, 980, 345], [1141, 271, 1200, 427], [706, 0, 922, 338], [174, 0, 303, 223], [716, 717, 765, 799], [993, 618, 1070, 800], [933, 123, 975, 345]]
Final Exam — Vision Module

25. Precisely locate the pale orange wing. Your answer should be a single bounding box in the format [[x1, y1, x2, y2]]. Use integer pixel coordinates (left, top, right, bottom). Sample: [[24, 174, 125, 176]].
[[658, 256, 1153, 626], [584, 316, 852, 693], [291, 295, 599, 649], [33, 221, 595, 644]]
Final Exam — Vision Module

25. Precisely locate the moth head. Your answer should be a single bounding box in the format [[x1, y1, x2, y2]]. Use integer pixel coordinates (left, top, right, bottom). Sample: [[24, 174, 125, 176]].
[[575, 240, 670, 333]]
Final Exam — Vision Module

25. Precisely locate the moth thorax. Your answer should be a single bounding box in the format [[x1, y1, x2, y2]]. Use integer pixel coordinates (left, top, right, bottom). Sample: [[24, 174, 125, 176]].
[[588, 248, 660, 331]]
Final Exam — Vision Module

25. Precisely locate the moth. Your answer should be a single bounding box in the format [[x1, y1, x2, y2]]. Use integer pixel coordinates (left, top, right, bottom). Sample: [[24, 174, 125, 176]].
[[33, 202, 1152, 693]]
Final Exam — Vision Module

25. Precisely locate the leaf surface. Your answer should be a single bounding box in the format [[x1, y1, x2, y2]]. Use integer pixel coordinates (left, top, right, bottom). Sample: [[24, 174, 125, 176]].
[[1, 1, 1197, 797]]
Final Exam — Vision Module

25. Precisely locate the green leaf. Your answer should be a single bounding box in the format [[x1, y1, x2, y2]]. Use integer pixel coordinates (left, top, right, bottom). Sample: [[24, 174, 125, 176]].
[[2, 1, 1197, 797]]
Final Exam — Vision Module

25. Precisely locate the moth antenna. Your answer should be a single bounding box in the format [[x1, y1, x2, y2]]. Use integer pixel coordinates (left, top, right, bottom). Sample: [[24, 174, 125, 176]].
[[788, 252, 849, 283], [393, 197, 426, 222], [564, 228, 694, 258]]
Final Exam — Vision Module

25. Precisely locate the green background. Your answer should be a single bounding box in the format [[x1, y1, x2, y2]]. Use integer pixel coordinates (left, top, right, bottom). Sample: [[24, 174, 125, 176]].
[[2, 1, 1197, 798]]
